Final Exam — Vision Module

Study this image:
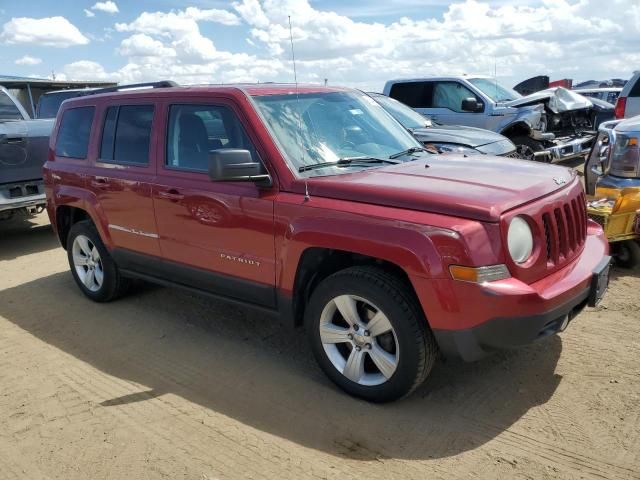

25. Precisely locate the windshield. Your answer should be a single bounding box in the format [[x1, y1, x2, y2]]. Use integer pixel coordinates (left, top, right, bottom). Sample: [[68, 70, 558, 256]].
[[469, 78, 521, 103], [370, 94, 431, 130], [252, 90, 423, 176], [37, 91, 84, 118]]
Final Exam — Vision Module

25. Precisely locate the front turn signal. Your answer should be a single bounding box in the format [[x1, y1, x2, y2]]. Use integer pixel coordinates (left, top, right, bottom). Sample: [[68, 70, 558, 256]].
[[449, 264, 511, 283]]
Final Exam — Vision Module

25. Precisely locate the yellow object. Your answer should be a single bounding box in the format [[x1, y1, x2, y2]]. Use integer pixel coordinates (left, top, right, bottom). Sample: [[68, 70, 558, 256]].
[[587, 187, 640, 242]]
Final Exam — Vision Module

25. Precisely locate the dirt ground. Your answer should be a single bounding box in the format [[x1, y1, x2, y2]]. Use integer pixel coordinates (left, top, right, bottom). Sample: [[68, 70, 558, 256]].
[[0, 213, 638, 480]]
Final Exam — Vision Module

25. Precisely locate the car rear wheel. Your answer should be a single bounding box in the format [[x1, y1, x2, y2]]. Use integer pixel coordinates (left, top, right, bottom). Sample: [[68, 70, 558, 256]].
[[306, 266, 437, 402], [67, 220, 129, 302]]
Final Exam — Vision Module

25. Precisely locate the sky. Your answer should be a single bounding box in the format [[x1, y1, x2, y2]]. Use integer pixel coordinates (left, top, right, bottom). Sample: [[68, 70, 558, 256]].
[[0, 0, 638, 92]]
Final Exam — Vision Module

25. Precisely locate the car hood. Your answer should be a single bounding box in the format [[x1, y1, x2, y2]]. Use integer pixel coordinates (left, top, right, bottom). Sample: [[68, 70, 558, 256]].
[[410, 124, 508, 148], [504, 87, 593, 113], [305, 155, 576, 222]]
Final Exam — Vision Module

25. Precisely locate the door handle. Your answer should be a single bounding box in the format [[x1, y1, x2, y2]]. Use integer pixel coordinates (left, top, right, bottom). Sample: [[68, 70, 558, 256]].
[[90, 178, 109, 190], [158, 189, 184, 201], [0, 136, 25, 145]]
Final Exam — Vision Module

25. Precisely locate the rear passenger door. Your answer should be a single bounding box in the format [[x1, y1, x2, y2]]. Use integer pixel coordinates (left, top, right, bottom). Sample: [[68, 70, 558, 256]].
[[90, 102, 161, 257], [151, 101, 276, 307]]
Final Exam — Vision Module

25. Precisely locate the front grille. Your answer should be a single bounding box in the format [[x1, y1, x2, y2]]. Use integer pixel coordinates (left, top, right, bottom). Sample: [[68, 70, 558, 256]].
[[542, 191, 587, 266], [504, 151, 523, 159]]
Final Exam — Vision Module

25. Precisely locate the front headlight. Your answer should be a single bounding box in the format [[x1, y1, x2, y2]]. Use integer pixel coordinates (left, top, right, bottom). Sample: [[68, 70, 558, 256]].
[[508, 216, 534, 264], [610, 134, 640, 178], [426, 143, 482, 156]]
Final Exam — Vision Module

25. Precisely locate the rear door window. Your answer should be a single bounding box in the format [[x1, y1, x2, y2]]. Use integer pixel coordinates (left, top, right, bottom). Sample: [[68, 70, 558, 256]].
[[388, 82, 434, 108], [99, 105, 154, 165], [55, 106, 95, 159], [166, 104, 258, 172]]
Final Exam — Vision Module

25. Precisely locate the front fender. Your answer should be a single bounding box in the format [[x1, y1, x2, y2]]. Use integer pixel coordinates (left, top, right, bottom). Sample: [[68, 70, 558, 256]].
[[274, 195, 484, 296]]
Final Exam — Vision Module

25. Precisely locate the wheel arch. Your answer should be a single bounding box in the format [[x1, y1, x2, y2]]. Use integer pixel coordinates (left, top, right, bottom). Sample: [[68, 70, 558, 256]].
[[52, 186, 113, 250], [501, 121, 532, 139], [285, 247, 424, 328]]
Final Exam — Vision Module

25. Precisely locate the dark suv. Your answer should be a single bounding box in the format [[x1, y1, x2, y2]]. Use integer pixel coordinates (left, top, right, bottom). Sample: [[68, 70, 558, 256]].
[[44, 82, 610, 402]]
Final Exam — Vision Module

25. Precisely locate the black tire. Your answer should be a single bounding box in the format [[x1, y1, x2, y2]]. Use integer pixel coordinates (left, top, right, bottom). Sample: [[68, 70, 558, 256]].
[[66, 220, 129, 302], [511, 135, 546, 161], [614, 240, 640, 269], [306, 266, 438, 402]]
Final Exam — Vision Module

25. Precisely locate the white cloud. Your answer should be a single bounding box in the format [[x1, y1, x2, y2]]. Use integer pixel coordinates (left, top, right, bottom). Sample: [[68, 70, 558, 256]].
[[84, 9, 96, 18], [62, 60, 115, 81], [114, 7, 243, 65], [1, 16, 89, 47], [15, 55, 42, 65], [228, 0, 640, 90], [91, 1, 119, 15], [61, 0, 640, 91], [119, 33, 176, 57]]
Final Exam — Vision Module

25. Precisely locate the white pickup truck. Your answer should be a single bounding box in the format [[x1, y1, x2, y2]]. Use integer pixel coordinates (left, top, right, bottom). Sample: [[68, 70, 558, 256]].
[[0, 86, 54, 219]]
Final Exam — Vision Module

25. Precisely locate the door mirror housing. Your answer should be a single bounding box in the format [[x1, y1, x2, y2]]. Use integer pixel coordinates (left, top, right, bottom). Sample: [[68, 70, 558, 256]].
[[461, 97, 484, 113], [208, 149, 271, 186]]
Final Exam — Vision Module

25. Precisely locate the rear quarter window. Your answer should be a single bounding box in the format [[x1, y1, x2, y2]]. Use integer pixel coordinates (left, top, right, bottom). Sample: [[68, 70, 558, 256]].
[[55, 106, 95, 159], [629, 79, 640, 98]]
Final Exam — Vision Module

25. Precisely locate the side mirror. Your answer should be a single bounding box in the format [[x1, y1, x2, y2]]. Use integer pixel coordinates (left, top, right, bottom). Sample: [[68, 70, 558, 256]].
[[461, 97, 483, 113], [208, 149, 271, 186]]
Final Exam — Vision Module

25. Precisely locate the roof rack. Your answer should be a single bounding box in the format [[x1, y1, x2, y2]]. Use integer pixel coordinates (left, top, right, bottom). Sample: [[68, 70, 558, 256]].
[[91, 80, 178, 95]]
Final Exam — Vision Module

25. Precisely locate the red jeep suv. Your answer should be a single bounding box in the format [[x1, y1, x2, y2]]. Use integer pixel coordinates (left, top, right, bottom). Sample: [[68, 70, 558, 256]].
[[44, 82, 610, 402]]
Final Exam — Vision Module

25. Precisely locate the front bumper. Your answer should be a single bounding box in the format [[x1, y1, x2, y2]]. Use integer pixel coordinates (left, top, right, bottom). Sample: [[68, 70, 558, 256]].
[[411, 226, 610, 361], [545, 135, 595, 162], [0, 180, 46, 213]]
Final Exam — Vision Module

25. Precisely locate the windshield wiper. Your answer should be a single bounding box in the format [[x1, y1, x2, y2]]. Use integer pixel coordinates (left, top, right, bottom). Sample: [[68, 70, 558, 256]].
[[298, 157, 399, 173], [389, 146, 429, 159]]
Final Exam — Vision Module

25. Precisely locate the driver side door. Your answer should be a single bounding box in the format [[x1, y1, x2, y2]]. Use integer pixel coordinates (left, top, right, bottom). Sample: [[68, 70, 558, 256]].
[[428, 81, 485, 128]]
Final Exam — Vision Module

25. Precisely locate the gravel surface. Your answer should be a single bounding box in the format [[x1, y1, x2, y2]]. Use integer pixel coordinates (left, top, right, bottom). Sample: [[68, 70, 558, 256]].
[[1, 213, 638, 480]]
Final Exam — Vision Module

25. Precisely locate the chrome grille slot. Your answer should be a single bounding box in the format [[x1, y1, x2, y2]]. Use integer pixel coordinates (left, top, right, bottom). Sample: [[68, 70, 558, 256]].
[[542, 213, 553, 262], [564, 204, 576, 251], [554, 208, 567, 257]]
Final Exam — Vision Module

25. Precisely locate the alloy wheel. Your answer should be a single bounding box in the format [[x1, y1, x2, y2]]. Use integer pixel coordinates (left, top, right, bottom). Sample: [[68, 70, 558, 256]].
[[319, 294, 399, 386], [72, 234, 104, 292]]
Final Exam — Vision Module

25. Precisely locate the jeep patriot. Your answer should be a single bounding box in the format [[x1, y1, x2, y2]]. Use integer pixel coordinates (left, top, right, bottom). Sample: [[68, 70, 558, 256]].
[[44, 83, 610, 402]]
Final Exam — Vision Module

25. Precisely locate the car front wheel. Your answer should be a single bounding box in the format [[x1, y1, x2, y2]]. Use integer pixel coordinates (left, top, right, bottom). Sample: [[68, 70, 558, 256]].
[[306, 266, 437, 402]]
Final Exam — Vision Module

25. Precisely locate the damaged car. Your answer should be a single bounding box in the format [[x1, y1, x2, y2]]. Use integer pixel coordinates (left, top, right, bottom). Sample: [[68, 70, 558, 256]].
[[367, 92, 518, 157], [383, 75, 613, 162]]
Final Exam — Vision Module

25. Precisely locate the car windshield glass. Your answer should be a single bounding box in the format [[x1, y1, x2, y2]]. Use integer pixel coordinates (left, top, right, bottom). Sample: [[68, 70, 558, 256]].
[[469, 78, 521, 102], [252, 90, 423, 176], [370, 94, 431, 130], [37, 91, 83, 119]]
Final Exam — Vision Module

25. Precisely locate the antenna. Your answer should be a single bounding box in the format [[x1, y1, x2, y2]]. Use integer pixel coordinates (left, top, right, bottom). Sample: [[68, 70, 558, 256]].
[[494, 58, 498, 99], [288, 15, 310, 202]]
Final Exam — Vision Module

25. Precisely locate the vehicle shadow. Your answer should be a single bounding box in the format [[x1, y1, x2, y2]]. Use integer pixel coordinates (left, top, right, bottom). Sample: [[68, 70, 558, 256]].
[[0, 214, 57, 261], [0, 272, 563, 461]]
